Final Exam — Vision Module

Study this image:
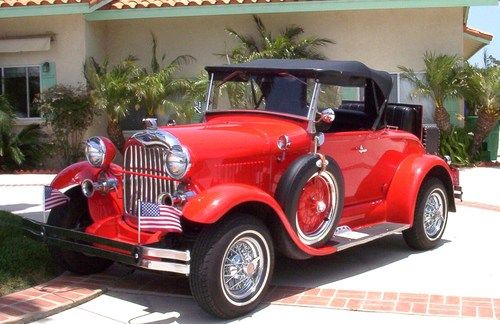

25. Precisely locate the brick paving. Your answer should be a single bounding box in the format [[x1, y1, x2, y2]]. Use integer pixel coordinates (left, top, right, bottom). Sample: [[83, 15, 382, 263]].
[[1, 271, 499, 323], [0, 275, 104, 323], [265, 286, 500, 320]]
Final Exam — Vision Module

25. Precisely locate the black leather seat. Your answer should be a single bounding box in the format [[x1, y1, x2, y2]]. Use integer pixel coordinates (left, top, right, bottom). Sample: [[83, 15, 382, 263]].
[[385, 105, 419, 136]]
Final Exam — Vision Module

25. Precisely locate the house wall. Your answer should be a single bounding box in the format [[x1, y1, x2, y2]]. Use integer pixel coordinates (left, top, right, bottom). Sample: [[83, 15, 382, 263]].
[[84, 21, 109, 138], [104, 8, 463, 75], [103, 7, 463, 124], [0, 14, 87, 87]]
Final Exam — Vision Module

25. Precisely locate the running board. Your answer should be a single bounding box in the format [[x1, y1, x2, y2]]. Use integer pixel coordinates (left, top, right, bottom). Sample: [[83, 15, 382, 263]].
[[330, 222, 411, 251]]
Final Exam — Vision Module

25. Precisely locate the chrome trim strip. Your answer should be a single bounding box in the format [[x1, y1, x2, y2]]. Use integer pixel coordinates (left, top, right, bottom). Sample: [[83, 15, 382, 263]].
[[142, 246, 191, 262], [131, 129, 181, 148], [139, 259, 190, 275]]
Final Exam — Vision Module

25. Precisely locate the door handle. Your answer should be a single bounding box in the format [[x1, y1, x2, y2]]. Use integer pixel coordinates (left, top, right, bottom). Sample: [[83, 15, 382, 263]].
[[356, 145, 368, 154]]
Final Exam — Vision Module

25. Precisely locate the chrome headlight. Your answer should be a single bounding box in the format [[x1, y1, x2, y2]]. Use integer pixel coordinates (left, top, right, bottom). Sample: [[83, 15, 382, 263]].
[[165, 146, 190, 179], [85, 137, 106, 167]]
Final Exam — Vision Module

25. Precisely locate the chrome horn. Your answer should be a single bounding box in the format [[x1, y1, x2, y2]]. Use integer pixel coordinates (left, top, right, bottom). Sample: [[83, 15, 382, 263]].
[[81, 177, 118, 198], [81, 179, 95, 198]]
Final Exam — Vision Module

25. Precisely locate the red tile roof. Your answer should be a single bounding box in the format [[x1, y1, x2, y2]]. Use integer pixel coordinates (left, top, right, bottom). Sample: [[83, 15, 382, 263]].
[[464, 25, 494, 42], [0, 0, 87, 7], [0, 0, 288, 8], [109, 0, 287, 9]]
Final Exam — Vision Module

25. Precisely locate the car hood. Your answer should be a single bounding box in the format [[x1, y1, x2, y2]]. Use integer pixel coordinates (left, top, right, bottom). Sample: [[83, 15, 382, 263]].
[[164, 113, 310, 161]]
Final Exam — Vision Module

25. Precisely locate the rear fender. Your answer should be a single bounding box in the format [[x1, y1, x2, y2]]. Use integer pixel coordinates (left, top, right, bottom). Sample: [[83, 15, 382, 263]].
[[386, 154, 456, 225], [182, 184, 336, 256]]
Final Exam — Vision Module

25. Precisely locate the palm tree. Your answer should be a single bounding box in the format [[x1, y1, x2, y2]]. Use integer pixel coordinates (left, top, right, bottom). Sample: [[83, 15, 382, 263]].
[[135, 33, 195, 118], [0, 95, 46, 171], [461, 62, 499, 157], [399, 52, 465, 134], [224, 15, 334, 63], [84, 56, 141, 151]]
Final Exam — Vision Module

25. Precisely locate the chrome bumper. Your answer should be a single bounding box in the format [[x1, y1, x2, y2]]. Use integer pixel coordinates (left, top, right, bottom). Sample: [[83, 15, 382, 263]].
[[23, 218, 190, 275]]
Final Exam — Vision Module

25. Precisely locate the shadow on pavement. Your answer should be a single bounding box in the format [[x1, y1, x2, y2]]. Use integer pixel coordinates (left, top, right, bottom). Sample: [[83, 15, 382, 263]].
[[0, 203, 38, 212], [272, 234, 450, 288]]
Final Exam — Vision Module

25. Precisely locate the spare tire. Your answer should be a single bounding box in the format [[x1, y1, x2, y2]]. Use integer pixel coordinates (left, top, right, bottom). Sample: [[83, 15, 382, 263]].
[[275, 154, 344, 247]]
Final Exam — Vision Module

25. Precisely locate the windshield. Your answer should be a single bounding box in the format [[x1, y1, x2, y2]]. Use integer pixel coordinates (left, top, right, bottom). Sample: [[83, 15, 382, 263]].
[[206, 72, 318, 118]]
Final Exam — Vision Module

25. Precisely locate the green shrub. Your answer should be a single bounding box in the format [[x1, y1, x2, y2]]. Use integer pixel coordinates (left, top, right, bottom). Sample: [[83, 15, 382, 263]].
[[439, 126, 475, 166], [37, 85, 97, 166]]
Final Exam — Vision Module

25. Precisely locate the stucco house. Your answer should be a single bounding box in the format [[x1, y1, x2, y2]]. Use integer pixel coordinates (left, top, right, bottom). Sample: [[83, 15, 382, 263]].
[[0, 0, 495, 137]]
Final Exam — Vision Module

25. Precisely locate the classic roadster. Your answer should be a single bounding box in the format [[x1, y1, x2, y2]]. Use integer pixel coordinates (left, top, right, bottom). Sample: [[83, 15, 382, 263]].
[[24, 59, 461, 318]]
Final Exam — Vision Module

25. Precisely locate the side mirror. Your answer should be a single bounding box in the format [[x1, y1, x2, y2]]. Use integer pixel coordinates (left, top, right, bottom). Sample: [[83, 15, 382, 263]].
[[319, 108, 335, 124]]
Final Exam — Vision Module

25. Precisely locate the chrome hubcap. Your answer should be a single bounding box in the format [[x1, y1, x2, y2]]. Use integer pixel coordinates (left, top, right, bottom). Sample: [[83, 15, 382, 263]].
[[317, 201, 327, 213], [423, 189, 446, 239], [222, 236, 264, 302]]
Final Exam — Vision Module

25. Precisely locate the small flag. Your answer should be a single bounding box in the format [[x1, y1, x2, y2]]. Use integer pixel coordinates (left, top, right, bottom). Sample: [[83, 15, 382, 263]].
[[44, 186, 69, 211], [138, 201, 182, 233]]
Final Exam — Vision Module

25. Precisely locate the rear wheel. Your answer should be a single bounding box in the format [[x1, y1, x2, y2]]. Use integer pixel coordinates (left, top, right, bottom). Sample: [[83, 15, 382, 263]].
[[403, 178, 449, 250], [48, 187, 114, 275], [189, 214, 274, 319]]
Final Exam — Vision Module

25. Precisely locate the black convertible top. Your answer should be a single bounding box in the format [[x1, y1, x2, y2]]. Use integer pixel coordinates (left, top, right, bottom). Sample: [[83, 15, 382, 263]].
[[205, 59, 393, 100]]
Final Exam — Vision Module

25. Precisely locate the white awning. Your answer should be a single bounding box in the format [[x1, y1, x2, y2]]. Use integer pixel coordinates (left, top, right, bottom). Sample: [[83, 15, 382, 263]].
[[0, 35, 53, 53]]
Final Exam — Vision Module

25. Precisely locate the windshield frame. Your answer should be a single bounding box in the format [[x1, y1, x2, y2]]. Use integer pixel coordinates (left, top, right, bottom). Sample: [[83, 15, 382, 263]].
[[203, 72, 321, 133]]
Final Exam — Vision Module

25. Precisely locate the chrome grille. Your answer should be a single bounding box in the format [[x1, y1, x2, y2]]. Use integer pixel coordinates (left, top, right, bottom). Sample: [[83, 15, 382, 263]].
[[123, 144, 177, 216]]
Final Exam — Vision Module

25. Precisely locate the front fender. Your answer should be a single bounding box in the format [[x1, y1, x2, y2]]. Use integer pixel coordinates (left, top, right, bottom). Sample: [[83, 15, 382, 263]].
[[386, 154, 455, 225], [182, 183, 336, 256], [50, 161, 101, 190], [50, 161, 124, 223]]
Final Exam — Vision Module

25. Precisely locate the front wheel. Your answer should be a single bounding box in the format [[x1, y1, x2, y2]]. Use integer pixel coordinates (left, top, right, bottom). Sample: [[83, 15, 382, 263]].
[[48, 187, 114, 275], [189, 214, 274, 319], [403, 178, 449, 250]]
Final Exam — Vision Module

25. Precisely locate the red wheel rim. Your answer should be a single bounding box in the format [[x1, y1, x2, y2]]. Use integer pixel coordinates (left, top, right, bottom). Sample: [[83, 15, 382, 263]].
[[297, 175, 332, 235]]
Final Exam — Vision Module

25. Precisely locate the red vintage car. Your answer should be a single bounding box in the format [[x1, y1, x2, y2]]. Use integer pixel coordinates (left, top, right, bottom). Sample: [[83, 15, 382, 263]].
[[25, 59, 461, 318]]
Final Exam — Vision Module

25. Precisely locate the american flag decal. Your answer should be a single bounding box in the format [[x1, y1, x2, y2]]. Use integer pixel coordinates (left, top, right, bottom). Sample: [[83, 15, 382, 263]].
[[44, 186, 69, 211], [138, 201, 182, 233]]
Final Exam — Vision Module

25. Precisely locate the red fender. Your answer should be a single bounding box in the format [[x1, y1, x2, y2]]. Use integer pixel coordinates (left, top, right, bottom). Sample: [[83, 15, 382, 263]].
[[50, 161, 124, 223], [386, 154, 454, 225], [182, 183, 336, 256], [51, 161, 101, 190]]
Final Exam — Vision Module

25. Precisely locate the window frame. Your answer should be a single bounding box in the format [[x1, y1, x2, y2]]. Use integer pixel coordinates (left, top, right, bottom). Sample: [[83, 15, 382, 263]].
[[0, 64, 42, 119]]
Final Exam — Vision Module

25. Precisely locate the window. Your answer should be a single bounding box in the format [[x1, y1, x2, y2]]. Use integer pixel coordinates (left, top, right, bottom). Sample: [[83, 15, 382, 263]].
[[1, 66, 41, 118]]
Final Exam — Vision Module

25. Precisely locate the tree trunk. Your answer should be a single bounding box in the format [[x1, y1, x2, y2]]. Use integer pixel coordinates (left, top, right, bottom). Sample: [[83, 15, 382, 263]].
[[107, 119, 125, 152], [469, 109, 498, 158], [434, 105, 452, 135]]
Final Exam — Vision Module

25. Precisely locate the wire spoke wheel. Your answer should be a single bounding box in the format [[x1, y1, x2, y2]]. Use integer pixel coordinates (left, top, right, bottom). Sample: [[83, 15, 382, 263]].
[[296, 171, 338, 245], [221, 234, 266, 303], [423, 190, 445, 238]]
